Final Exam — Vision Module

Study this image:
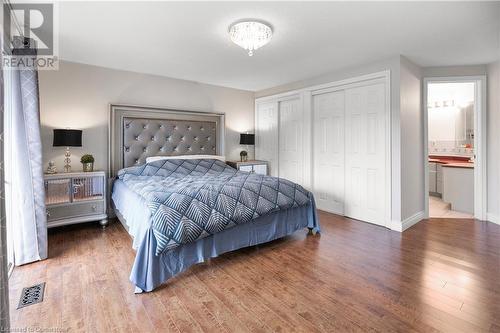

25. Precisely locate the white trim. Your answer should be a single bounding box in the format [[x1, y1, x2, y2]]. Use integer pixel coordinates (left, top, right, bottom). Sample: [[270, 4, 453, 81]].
[[255, 71, 391, 102], [302, 91, 313, 190], [390, 211, 425, 232], [384, 72, 392, 229], [486, 213, 499, 225], [423, 76, 487, 221]]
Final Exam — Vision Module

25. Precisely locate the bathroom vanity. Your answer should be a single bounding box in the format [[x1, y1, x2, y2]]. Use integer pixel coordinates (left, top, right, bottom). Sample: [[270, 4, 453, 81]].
[[429, 156, 474, 214], [442, 164, 474, 214]]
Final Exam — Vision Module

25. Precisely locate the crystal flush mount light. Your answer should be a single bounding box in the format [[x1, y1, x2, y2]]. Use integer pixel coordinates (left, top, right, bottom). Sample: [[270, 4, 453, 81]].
[[229, 21, 273, 56]]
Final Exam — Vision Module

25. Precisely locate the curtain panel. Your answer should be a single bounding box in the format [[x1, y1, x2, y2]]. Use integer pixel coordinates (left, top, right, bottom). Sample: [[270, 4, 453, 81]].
[[5, 36, 47, 265], [0, 38, 11, 332]]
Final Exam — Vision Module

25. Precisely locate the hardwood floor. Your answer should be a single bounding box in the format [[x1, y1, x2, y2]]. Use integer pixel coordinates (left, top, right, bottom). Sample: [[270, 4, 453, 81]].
[[8, 211, 500, 332]]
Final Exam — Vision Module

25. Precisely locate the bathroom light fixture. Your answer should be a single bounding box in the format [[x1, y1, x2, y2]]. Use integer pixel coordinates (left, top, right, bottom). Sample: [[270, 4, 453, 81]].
[[229, 21, 273, 56]]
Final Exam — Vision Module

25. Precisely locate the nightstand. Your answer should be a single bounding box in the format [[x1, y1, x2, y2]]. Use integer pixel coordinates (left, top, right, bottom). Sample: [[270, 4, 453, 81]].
[[226, 160, 268, 175], [44, 171, 108, 228]]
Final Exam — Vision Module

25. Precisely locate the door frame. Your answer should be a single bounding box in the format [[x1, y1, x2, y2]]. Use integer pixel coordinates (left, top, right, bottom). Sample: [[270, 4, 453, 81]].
[[423, 76, 487, 220]]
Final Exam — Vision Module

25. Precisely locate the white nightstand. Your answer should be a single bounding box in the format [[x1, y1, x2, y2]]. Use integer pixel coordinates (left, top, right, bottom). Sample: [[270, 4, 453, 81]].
[[226, 160, 268, 175], [44, 171, 108, 228]]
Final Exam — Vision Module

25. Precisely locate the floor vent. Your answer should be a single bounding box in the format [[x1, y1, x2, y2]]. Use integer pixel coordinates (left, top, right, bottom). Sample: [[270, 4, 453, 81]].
[[17, 282, 45, 309]]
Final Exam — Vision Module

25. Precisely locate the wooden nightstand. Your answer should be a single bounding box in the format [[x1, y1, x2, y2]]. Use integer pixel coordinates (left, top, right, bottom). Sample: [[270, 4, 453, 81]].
[[226, 160, 268, 175], [44, 171, 108, 228]]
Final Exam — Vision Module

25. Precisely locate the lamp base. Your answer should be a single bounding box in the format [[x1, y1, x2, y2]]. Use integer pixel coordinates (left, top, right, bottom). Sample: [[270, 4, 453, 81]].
[[64, 147, 72, 173]]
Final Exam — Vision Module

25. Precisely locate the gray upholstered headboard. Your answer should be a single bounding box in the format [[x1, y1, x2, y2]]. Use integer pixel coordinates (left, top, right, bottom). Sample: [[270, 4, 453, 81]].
[[109, 104, 225, 177]]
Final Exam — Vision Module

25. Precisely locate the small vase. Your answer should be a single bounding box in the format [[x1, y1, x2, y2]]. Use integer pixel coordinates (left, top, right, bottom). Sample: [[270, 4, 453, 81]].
[[82, 162, 94, 172]]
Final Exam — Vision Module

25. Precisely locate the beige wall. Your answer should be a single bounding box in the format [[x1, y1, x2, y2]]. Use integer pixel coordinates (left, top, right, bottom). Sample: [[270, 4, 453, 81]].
[[39, 61, 255, 172], [399, 57, 424, 221]]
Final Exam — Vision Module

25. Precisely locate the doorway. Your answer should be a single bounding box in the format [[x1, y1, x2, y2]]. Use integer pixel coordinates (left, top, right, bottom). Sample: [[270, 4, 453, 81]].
[[423, 76, 487, 220]]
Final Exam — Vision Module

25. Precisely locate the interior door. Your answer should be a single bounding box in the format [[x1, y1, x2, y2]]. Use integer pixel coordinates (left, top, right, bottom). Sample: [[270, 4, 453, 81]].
[[278, 98, 304, 184], [312, 90, 345, 214], [255, 102, 279, 176], [344, 83, 386, 226]]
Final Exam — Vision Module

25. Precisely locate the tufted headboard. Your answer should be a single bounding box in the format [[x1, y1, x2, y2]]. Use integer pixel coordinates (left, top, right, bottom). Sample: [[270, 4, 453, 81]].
[[109, 104, 225, 177]]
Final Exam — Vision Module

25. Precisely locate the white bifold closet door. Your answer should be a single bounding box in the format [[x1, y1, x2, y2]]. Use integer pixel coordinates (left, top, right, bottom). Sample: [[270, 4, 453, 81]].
[[255, 102, 279, 176], [278, 98, 304, 185], [344, 83, 386, 225], [313, 82, 386, 226], [312, 91, 345, 214]]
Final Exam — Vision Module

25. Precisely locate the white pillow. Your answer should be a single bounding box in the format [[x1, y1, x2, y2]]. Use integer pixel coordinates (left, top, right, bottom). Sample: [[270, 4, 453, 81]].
[[146, 154, 226, 163]]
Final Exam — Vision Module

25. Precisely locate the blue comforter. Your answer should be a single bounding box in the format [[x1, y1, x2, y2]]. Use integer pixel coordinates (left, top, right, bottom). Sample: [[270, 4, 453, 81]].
[[118, 159, 313, 255]]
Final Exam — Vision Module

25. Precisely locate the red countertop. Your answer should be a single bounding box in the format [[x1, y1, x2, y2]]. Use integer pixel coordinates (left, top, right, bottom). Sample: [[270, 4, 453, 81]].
[[429, 155, 474, 169]]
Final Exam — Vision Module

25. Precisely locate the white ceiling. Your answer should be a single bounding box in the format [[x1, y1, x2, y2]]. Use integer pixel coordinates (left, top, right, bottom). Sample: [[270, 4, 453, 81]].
[[55, 1, 500, 91]]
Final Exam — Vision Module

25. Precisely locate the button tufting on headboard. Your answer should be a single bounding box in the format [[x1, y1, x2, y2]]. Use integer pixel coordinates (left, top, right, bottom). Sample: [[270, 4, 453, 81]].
[[110, 105, 224, 177], [121, 117, 218, 168]]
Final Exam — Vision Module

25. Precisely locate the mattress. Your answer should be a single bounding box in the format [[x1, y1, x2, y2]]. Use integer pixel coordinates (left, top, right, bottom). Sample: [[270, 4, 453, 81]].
[[111, 179, 151, 249]]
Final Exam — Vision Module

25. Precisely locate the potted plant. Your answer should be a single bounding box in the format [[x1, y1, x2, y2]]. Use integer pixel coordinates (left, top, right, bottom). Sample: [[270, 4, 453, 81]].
[[240, 150, 248, 162], [80, 154, 95, 172]]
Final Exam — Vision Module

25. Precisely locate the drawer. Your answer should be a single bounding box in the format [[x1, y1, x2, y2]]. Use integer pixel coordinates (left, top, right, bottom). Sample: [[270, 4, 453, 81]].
[[239, 165, 253, 172], [253, 164, 268, 175], [46, 201, 105, 221]]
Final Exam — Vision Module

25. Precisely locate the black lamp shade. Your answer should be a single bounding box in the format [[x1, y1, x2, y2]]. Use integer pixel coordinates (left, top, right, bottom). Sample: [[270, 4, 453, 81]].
[[240, 133, 255, 145], [53, 129, 82, 147]]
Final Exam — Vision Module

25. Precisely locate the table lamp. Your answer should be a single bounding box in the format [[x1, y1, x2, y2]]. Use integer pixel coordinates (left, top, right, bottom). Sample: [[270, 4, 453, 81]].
[[53, 129, 82, 173]]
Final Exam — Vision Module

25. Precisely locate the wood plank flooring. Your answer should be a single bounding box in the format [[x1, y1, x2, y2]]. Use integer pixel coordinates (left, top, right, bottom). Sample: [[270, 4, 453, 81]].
[[8, 211, 500, 332]]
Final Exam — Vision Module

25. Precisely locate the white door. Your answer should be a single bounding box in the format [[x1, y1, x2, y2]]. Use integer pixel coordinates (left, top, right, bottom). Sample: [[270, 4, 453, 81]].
[[344, 83, 387, 226], [278, 98, 304, 184], [312, 90, 345, 214], [255, 102, 279, 176]]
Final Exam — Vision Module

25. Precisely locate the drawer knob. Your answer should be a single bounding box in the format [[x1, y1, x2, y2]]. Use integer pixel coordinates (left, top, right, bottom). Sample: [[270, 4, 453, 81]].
[[92, 205, 97, 211], [46, 210, 51, 217]]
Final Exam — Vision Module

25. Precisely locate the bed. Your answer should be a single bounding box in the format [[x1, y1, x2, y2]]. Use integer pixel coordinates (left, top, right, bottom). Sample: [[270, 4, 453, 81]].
[[109, 104, 320, 292]]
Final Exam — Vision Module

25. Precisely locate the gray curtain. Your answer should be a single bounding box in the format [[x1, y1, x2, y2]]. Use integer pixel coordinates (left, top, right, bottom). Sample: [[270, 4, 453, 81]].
[[6, 36, 47, 265], [0, 39, 11, 332]]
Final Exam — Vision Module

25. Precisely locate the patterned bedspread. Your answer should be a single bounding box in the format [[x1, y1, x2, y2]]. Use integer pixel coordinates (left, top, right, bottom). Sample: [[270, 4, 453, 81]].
[[118, 159, 313, 255]]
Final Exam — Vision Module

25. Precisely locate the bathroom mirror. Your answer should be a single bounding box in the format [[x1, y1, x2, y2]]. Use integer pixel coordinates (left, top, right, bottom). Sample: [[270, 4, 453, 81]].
[[428, 82, 475, 152]]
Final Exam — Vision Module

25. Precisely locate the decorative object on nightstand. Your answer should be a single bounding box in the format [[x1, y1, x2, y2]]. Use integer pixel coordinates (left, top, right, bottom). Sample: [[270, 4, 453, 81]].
[[80, 154, 95, 172], [226, 160, 268, 175], [239, 133, 255, 162], [44, 171, 108, 228], [53, 128, 82, 173], [45, 160, 57, 174]]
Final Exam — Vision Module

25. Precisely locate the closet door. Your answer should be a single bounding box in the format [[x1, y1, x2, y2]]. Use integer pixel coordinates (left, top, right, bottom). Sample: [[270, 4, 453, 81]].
[[278, 98, 304, 184], [344, 83, 386, 226], [312, 90, 345, 214], [255, 102, 279, 176]]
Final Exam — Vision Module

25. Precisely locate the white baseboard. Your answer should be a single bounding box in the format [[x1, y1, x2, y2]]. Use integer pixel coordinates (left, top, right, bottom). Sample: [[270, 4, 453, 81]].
[[486, 213, 500, 225], [389, 211, 425, 232]]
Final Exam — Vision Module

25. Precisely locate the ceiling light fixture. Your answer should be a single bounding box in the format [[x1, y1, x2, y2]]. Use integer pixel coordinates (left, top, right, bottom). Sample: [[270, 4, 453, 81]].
[[229, 21, 273, 56]]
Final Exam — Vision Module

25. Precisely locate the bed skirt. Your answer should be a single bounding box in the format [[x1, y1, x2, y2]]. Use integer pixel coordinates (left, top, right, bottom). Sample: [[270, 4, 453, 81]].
[[130, 200, 320, 292]]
